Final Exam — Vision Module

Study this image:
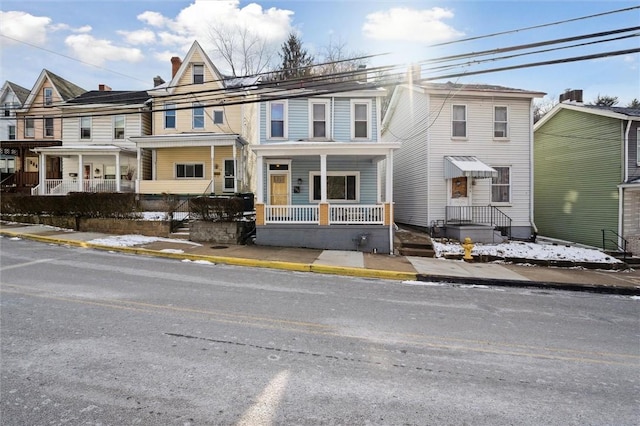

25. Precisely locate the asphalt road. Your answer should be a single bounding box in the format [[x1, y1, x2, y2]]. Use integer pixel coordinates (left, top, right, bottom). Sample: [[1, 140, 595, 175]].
[[1, 237, 638, 425]]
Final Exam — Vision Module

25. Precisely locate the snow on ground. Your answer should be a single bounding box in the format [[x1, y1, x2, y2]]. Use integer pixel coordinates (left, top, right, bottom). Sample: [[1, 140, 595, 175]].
[[433, 240, 621, 264], [88, 234, 201, 248]]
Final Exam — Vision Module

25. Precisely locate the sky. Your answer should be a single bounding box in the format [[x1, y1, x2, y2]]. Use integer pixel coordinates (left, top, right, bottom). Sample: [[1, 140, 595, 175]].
[[0, 0, 639, 106]]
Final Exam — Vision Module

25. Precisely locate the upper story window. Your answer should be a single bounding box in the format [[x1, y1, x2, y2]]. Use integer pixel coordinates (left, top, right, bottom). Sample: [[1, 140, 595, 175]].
[[491, 166, 511, 203], [114, 115, 125, 139], [8, 125, 16, 140], [193, 103, 204, 129], [310, 99, 330, 139], [213, 109, 224, 125], [80, 116, 91, 139], [3, 103, 11, 117], [452, 105, 467, 138], [494, 106, 508, 138], [351, 100, 371, 140], [164, 102, 176, 129], [25, 117, 35, 137], [44, 88, 53, 106], [44, 117, 54, 137], [193, 64, 204, 84], [268, 101, 287, 139]]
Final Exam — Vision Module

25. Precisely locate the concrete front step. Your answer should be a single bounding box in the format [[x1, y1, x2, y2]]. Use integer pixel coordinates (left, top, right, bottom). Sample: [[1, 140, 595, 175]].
[[399, 247, 436, 257]]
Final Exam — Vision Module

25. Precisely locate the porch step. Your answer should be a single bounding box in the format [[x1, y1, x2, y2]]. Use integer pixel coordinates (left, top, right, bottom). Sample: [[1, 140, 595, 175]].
[[395, 227, 435, 258], [398, 247, 436, 257]]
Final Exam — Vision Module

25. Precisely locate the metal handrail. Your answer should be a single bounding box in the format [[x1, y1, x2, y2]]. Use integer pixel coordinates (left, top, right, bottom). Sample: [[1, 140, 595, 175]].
[[445, 205, 512, 239], [601, 229, 628, 262]]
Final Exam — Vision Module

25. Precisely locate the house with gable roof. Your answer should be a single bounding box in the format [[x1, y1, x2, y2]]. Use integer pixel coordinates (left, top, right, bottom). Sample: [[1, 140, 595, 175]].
[[32, 84, 151, 195], [250, 70, 401, 254], [382, 77, 545, 243], [130, 41, 252, 197], [0, 81, 31, 192], [534, 90, 640, 256], [3, 71, 86, 193]]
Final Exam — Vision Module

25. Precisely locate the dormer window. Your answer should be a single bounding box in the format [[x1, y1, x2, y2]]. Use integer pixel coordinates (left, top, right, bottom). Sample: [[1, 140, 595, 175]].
[[193, 64, 204, 84], [44, 88, 53, 106]]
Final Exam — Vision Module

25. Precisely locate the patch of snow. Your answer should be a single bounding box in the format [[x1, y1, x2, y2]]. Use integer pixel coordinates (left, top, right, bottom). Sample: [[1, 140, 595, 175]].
[[432, 241, 621, 264], [402, 280, 447, 286], [88, 235, 202, 248], [159, 249, 184, 254]]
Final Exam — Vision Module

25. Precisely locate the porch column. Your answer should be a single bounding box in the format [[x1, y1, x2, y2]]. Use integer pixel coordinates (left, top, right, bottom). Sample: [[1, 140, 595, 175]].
[[136, 147, 141, 193], [210, 145, 215, 193], [256, 154, 264, 204], [77, 154, 83, 192], [115, 153, 121, 192], [38, 152, 46, 195], [320, 154, 327, 202], [386, 149, 394, 254], [319, 154, 329, 225], [232, 143, 237, 193]]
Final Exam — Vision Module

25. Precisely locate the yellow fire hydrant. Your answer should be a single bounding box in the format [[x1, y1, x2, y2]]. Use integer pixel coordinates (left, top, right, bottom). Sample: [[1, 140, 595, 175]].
[[462, 237, 474, 261]]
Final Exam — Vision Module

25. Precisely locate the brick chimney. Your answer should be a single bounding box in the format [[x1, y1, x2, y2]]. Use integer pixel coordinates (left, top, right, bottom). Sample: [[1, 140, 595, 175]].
[[559, 89, 583, 103], [171, 57, 182, 78], [98, 84, 112, 91], [153, 75, 165, 87]]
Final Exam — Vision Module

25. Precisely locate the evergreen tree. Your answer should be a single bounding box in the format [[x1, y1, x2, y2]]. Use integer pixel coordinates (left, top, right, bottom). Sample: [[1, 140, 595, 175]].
[[278, 32, 314, 80], [627, 98, 640, 108], [588, 94, 619, 107]]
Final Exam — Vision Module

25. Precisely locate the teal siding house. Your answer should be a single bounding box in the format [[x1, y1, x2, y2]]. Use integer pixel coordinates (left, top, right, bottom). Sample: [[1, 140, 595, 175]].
[[533, 93, 640, 255], [250, 81, 401, 254]]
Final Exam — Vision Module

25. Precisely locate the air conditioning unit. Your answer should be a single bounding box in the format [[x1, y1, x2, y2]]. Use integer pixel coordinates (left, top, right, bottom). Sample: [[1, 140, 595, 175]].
[[494, 130, 506, 138]]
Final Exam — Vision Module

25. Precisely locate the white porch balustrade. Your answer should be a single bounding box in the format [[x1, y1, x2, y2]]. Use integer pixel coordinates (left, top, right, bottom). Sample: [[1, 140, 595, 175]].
[[330, 204, 384, 224], [38, 179, 134, 195], [265, 205, 319, 224]]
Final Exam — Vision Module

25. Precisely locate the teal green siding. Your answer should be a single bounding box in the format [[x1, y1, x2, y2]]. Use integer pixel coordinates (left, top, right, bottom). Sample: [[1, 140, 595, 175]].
[[534, 109, 623, 247]]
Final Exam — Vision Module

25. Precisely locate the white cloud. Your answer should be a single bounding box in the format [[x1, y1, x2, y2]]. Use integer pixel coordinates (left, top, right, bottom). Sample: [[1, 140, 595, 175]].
[[137, 11, 169, 28], [118, 29, 156, 45], [65, 34, 144, 66], [0, 11, 50, 45], [362, 7, 464, 43]]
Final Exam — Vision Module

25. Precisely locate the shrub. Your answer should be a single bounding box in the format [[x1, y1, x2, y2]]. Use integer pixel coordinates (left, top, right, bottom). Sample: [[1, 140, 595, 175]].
[[189, 196, 244, 222]]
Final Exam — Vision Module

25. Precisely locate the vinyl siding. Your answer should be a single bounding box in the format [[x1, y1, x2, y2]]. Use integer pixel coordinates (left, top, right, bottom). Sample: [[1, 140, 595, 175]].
[[17, 76, 63, 140], [534, 108, 622, 247], [63, 113, 141, 147], [155, 145, 233, 184], [386, 87, 534, 230]]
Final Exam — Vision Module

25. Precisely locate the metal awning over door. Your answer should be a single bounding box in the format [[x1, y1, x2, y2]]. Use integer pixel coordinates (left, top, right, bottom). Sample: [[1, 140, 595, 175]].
[[444, 156, 497, 179]]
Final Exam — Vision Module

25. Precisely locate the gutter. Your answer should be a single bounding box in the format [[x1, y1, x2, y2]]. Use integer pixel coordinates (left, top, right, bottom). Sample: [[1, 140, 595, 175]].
[[529, 99, 538, 238], [619, 119, 632, 247]]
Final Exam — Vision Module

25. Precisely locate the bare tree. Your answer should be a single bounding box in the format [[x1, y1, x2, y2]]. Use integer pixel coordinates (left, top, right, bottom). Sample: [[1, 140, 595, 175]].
[[315, 36, 369, 81], [208, 23, 277, 77], [533, 95, 559, 123]]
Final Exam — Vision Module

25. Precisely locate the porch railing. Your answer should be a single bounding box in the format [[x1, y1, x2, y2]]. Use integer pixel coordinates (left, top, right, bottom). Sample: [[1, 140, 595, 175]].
[[39, 179, 135, 195], [445, 205, 512, 238], [265, 205, 319, 224], [330, 204, 384, 224]]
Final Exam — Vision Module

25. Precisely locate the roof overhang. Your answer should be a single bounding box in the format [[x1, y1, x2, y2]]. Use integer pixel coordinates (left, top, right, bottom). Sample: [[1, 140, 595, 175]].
[[30, 144, 136, 156], [251, 141, 401, 158], [444, 156, 497, 179], [129, 133, 246, 149]]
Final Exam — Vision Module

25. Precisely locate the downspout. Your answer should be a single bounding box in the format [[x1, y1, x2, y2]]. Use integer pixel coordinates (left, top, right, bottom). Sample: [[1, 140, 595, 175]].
[[619, 119, 632, 247], [529, 99, 538, 240]]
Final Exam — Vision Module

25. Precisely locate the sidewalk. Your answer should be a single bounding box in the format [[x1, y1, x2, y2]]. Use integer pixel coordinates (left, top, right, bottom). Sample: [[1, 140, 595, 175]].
[[1, 222, 639, 295]]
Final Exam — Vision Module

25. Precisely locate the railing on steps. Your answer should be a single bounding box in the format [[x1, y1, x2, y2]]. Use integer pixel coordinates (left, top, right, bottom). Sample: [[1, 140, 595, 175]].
[[602, 229, 628, 262], [445, 205, 512, 239], [169, 198, 192, 233]]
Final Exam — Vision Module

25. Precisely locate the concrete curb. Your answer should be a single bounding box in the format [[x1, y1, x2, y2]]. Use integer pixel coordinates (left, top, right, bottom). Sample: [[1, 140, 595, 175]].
[[1, 230, 416, 282], [416, 274, 640, 296]]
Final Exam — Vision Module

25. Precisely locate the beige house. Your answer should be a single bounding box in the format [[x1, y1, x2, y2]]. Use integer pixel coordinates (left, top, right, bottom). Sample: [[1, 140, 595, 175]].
[[130, 41, 252, 196]]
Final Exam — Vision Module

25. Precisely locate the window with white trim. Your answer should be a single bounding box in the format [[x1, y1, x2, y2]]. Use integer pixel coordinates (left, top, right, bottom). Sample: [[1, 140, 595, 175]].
[[193, 103, 204, 129], [44, 88, 53, 106], [80, 116, 91, 139], [491, 166, 511, 203], [44, 117, 54, 137], [193, 64, 204, 84], [176, 163, 204, 179], [494, 106, 508, 138], [164, 102, 176, 129], [25, 117, 34, 137], [268, 101, 287, 139], [213, 109, 224, 125], [3, 103, 10, 117], [452, 104, 467, 137], [0, 157, 16, 173], [114, 115, 125, 139], [8, 125, 16, 140], [311, 172, 359, 202], [223, 159, 235, 191], [309, 99, 330, 139], [351, 100, 371, 139]]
